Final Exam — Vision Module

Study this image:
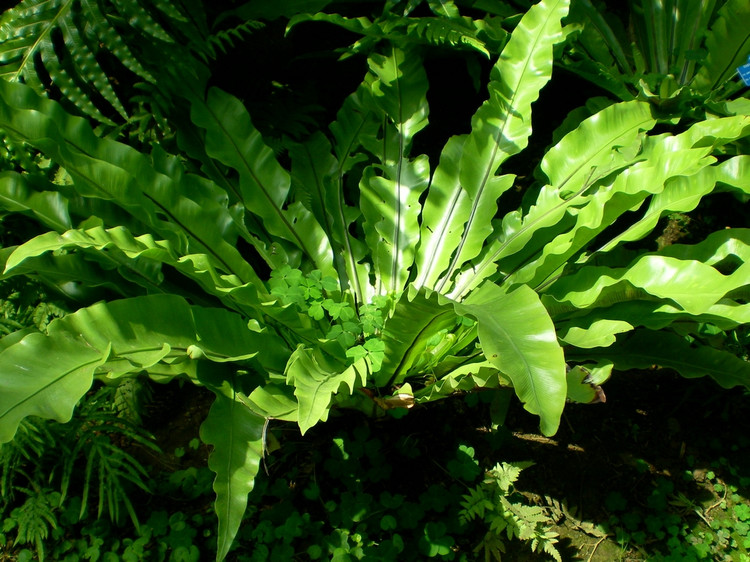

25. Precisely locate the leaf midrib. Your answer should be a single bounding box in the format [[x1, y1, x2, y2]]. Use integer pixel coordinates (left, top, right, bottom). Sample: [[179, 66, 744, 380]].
[[11, 0, 74, 82], [437, 2, 561, 293]]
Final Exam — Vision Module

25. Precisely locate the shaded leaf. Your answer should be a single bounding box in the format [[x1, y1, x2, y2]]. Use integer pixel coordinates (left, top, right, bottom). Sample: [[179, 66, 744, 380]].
[[571, 330, 750, 389], [199, 383, 265, 562]]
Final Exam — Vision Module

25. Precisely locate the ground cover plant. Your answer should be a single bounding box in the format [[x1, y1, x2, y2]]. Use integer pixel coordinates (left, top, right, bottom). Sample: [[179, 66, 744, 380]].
[[0, 0, 749, 559], [2, 374, 748, 561]]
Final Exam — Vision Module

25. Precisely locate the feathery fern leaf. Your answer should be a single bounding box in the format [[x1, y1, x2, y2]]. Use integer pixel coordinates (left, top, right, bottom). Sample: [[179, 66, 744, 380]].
[[288, 11, 509, 58], [0, 0, 208, 126], [1, 0, 134, 123], [9, 488, 58, 562], [202, 20, 265, 61]]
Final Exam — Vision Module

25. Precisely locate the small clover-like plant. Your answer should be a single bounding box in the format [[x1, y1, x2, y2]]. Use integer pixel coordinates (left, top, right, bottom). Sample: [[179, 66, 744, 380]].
[[269, 267, 389, 372]]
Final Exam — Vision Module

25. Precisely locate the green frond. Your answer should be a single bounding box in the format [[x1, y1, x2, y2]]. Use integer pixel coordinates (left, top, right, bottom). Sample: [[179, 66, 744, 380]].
[[0, 0, 207, 126], [113, 377, 152, 425], [459, 487, 495, 522], [1, 0, 129, 123], [425, 0, 460, 18], [0, 417, 56, 502], [203, 20, 265, 61], [10, 488, 58, 562], [404, 17, 494, 57], [532, 531, 563, 562], [56, 386, 158, 528], [288, 11, 509, 59], [485, 461, 529, 495], [84, 0, 155, 81], [107, 0, 182, 44]]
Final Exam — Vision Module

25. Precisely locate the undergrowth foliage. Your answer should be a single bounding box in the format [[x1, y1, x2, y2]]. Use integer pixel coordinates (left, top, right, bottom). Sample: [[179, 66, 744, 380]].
[[0, 387, 158, 561], [0, 0, 748, 559], [459, 462, 562, 561]]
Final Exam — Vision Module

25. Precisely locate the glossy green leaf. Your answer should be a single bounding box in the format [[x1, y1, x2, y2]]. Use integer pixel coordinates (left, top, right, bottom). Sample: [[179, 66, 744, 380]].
[[289, 132, 342, 275], [453, 100, 656, 297], [455, 283, 566, 436], [0, 332, 107, 443], [571, 330, 750, 389], [0, 244, 137, 300], [427, 0, 460, 18], [4, 226, 168, 291], [190, 87, 335, 276], [546, 254, 750, 316], [505, 113, 750, 289], [432, 0, 570, 294], [200, 384, 265, 562], [541, 101, 654, 195], [414, 363, 504, 403], [0, 79, 265, 293], [715, 154, 750, 196], [595, 167, 716, 253], [242, 384, 298, 422], [413, 135, 466, 290], [0, 171, 72, 232], [558, 300, 750, 343], [0, 294, 271, 443], [2, 225, 272, 319], [377, 289, 460, 387], [360, 45, 430, 295], [565, 362, 611, 403], [325, 88, 380, 303], [550, 228, 750, 334], [558, 319, 634, 349], [285, 346, 369, 434]]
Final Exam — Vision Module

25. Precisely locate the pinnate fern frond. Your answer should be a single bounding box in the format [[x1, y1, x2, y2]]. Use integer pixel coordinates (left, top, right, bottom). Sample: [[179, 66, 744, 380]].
[[532, 530, 563, 562], [504, 500, 549, 540], [461, 461, 561, 561], [459, 486, 494, 523], [0, 0, 205, 125], [486, 461, 530, 494], [288, 11, 508, 59], [1, 0, 134, 123], [60, 387, 158, 528], [0, 417, 56, 501], [202, 20, 265, 61], [404, 17, 496, 57], [10, 488, 58, 562]]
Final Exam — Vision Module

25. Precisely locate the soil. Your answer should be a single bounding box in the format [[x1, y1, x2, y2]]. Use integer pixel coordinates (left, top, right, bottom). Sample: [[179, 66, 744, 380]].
[[490, 370, 750, 560]]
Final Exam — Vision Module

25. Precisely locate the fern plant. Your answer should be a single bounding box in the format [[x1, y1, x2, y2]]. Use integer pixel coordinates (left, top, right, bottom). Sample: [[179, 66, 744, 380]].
[[288, 0, 512, 59], [0, 1, 750, 560], [0, 386, 159, 557], [59, 387, 158, 529], [460, 462, 562, 561], [4, 487, 59, 562], [0, 0, 277, 137], [0, 0, 179, 124], [0, 418, 57, 510], [562, 0, 750, 113]]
